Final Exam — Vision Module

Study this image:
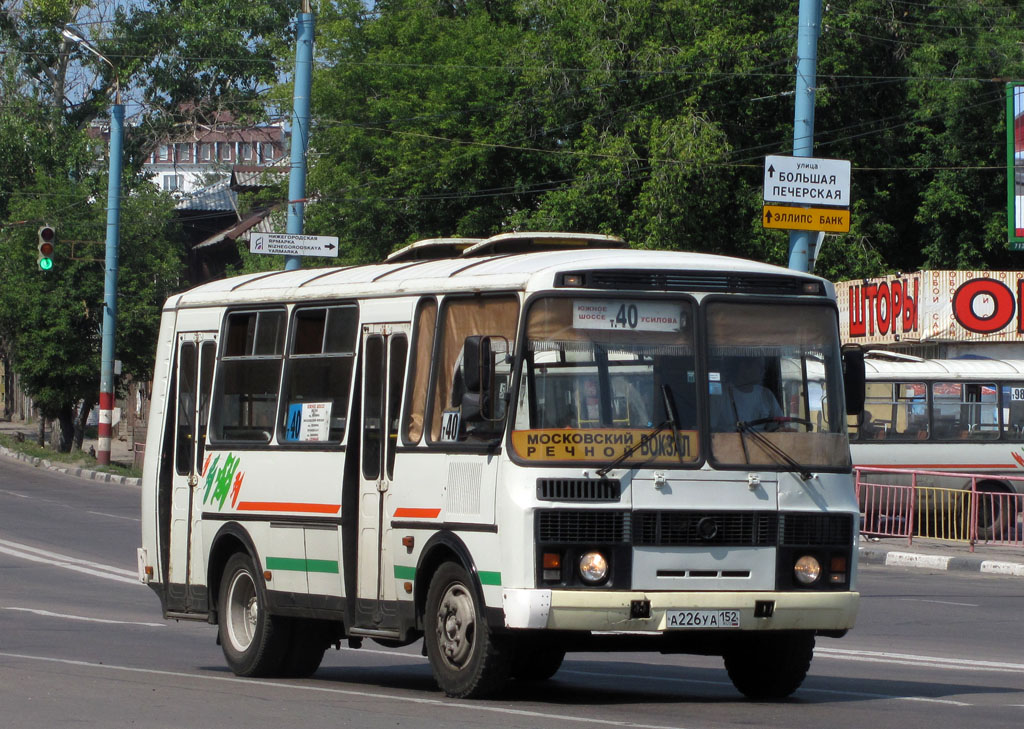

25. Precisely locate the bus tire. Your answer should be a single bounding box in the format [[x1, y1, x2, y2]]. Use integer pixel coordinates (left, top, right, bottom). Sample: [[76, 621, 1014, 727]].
[[281, 619, 329, 677], [976, 483, 1011, 540], [218, 552, 289, 677], [424, 562, 511, 698], [512, 645, 565, 681], [723, 632, 814, 700]]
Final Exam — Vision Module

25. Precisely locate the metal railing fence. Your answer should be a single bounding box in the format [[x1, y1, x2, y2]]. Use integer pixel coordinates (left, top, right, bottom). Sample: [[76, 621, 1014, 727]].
[[854, 467, 1024, 551]]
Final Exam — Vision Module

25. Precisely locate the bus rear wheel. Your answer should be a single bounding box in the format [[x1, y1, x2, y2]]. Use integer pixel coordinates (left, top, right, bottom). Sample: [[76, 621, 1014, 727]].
[[723, 632, 814, 700], [424, 562, 511, 698], [976, 482, 1012, 540], [218, 552, 289, 677]]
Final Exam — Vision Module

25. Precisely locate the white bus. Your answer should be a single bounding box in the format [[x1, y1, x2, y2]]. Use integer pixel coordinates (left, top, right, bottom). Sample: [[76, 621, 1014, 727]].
[[138, 232, 864, 700], [851, 354, 1024, 536]]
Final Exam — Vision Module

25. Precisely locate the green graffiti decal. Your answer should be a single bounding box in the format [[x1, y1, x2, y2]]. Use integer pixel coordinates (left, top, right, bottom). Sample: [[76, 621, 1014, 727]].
[[202, 453, 245, 510]]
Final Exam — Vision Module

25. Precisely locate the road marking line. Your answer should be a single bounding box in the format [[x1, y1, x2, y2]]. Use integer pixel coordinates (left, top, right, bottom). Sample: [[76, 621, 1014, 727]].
[[86, 510, 139, 522], [817, 647, 1024, 674], [560, 669, 971, 706], [0, 538, 138, 585], [335, 648, 976, 706], [1, 607, 164, 628], [897, 598, 980, 607], [0, 652, 691, 729]]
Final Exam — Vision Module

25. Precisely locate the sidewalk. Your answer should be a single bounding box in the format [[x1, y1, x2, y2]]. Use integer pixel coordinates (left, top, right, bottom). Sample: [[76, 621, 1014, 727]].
[[0, 417, 139, 486], [859, 536, 1024, 577]]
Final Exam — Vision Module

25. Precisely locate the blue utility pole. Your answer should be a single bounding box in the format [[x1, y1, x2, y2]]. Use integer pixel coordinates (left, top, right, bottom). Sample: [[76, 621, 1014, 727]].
[[97, 101, 124, 465], [285, 0, 314, 271], [787, 0, 822, 272], [63, 25, 123, 465]]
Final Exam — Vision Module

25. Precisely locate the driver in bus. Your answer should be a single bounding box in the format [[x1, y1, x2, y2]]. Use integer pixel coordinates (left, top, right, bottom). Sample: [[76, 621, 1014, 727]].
[[712, 357, 785, 431]]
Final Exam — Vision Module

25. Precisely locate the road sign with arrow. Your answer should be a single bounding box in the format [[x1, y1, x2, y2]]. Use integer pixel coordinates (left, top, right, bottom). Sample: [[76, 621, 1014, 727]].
[[249, 233, 340, 258]]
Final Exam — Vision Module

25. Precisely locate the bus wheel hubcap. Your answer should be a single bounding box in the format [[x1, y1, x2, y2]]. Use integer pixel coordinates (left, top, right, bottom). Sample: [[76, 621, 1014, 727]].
[[437, 584, 475, 667]]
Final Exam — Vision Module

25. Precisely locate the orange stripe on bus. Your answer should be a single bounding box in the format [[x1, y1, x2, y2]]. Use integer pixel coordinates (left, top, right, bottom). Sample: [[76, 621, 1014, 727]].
[[236, 502, 341, 514], [393, 507, 441, 519]]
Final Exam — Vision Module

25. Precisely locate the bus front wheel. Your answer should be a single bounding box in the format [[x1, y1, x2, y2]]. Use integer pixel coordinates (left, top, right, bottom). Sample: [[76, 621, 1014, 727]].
[[424, 562, 511, 698], [218, 552, 289, 677], [723, 632, 814, 700]]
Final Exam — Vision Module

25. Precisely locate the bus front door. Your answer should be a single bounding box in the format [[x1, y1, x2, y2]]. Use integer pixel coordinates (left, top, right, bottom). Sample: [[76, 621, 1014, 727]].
[[165, 333, 216, 613], [355, 324, 410, 631]]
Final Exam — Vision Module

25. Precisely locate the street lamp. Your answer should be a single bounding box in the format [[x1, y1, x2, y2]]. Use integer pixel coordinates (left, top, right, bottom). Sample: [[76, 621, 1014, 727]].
[[63, 24, 124, 466]]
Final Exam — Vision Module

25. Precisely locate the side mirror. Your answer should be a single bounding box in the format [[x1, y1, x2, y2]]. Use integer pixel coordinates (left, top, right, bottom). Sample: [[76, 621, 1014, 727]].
[[462, 335, 492, 394], [842, 344, 865, 416]]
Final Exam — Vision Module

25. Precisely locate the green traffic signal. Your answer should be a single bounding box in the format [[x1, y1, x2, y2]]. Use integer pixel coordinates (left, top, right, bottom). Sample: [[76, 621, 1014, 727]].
[[37, 224, 55, 271]]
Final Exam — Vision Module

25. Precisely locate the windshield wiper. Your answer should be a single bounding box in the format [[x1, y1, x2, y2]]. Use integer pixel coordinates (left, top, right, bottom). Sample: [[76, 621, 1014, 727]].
[[596, 385, 684, 476], [734, 420, 812, 481]]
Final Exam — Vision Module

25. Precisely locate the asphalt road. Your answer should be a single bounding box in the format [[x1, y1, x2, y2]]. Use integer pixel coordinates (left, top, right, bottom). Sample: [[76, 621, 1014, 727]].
[[1, 456, 1022, 729]]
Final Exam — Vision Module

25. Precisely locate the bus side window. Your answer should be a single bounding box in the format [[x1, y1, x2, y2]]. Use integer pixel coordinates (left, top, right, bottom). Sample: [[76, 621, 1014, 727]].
[[428, 295, 519, 443], [402, 298, 437, 445], [210, 309, 286, 443], [1003, 382, 1024, 440], [278, 304, 358, 443]]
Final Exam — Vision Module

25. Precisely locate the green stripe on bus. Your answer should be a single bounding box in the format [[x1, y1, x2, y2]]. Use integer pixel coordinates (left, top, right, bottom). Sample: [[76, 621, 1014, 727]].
[[393, 565, 500, 586], [265, 557, 339, 574], [478, 571, 501, 586], [394, 564, 416, 580]]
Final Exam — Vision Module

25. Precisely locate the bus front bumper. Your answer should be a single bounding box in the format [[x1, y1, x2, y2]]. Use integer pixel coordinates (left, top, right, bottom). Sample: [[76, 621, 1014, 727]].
[[501, 588, 859, 632]]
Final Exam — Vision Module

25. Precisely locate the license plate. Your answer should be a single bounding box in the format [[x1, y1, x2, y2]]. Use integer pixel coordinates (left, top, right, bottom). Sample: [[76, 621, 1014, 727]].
[[665, 610, 740, 629]]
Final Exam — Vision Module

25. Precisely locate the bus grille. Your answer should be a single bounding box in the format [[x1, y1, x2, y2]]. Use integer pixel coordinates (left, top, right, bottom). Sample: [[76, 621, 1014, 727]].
[[537, 478, 621, 501], [779, 513, 853, 546], [585, 271, 817, 296], [536, 510, 853, 547], [536, 511, 630, 543], [633, 511, 777, 547]]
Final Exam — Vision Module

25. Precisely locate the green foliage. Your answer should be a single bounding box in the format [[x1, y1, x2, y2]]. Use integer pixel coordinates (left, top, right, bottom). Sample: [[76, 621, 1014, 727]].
[[0, 174, 180, 422], [272, 0, 1024, 276]]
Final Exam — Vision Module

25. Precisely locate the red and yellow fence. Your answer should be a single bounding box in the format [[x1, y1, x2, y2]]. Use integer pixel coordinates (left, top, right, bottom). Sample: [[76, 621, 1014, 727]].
[[854, 467, 1024, 550]]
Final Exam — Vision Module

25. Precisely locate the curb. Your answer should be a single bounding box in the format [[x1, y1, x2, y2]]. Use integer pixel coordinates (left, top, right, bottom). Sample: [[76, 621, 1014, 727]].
[[0, 443, 140, 487], [859, 546, 1024, 578]]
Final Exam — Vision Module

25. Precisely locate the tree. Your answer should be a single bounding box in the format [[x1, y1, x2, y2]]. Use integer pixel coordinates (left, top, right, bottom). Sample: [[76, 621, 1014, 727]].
[[286, 0, 1024, 278], [0, 0, 293, 451]]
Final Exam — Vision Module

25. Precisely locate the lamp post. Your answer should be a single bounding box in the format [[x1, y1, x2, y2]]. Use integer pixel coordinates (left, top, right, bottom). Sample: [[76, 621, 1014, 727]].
[[62, 25, 123, 466]]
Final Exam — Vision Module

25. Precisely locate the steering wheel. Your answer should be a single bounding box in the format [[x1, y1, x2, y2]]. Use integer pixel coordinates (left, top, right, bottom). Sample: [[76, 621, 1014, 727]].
[[744, 416, 813, 432]]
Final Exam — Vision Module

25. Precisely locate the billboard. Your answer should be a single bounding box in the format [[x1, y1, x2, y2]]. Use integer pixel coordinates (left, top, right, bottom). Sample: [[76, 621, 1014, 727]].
[[837, 270, 1024, 343], [1008, 84, 1024, 248]]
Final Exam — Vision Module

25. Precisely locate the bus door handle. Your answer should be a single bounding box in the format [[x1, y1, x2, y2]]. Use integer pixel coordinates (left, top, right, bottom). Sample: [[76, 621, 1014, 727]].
[[188, 473, 199, 488], [377, 479, 389, 493]]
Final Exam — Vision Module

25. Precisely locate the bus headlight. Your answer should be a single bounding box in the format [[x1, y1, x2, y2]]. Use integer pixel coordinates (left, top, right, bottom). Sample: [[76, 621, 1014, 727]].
[[579, 551, 609, 585], [793, 555, 822, 585]]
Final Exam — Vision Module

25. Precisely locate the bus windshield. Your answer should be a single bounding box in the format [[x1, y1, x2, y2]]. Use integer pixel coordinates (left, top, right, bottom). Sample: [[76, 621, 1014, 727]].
[[511, 296, 850, 472], [511, 296, 700, 466], [705, 301, 849, 471]]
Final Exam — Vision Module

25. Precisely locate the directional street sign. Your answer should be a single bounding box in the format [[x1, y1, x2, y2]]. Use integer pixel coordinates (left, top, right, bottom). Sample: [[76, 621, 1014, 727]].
[[762, 205, 850, 233], [763, 155, 851, 207], [249, 233, 340, 258]]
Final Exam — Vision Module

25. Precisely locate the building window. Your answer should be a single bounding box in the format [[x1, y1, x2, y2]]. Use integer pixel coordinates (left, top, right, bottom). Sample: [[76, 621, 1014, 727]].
[[162, 174, 184, 191], [158, 145, 171, 162], [200, 143, 212, 161], [176, 143, 192, 162], [219, 144, 232, 162], [241, 142, 253, 161], [261, 142, 276, 162]]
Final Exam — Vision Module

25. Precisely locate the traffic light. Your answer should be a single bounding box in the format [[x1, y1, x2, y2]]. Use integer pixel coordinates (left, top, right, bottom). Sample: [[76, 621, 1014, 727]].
[[37, 224, 55, 270]]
